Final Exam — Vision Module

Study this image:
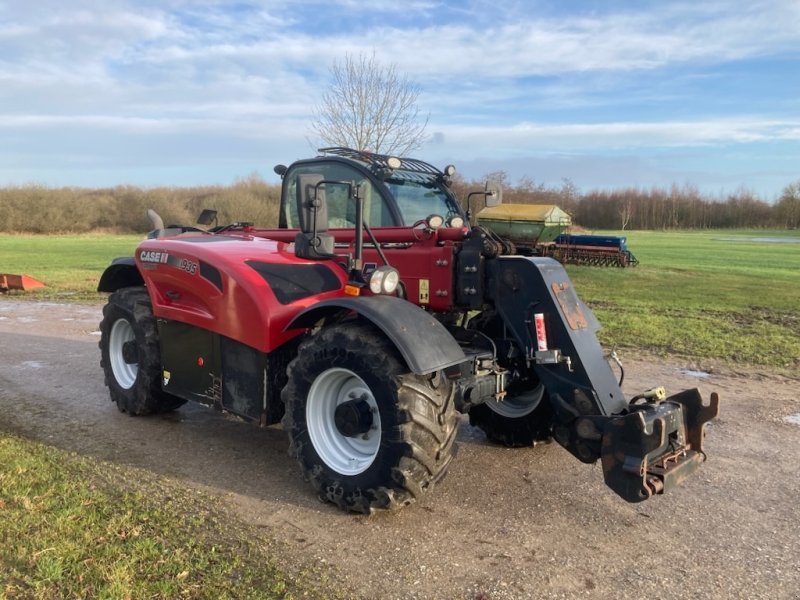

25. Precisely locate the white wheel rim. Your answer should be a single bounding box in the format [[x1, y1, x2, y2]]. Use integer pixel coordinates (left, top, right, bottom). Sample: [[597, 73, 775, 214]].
[[109, 318, 137, 389], [307, 367, 381, 476]]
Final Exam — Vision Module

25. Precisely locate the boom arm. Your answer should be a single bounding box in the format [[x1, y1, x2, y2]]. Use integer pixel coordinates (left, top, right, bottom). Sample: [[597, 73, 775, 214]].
[[489, 256, 719, 501]]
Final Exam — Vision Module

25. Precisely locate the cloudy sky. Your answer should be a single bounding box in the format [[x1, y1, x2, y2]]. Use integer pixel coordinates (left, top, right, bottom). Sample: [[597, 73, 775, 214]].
[[1, 0, 798, 198]]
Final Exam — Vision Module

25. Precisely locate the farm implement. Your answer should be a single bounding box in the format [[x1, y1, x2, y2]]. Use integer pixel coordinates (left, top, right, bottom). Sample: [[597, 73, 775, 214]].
[[0, 273, 45, 292], [476, 204, 639, 267], [97, 147, 717, 513], [541, 233, 639, 267]]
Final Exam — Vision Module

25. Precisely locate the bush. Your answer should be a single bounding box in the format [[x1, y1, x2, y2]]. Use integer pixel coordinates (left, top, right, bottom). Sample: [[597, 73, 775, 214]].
[[0, 176, 281, 234]]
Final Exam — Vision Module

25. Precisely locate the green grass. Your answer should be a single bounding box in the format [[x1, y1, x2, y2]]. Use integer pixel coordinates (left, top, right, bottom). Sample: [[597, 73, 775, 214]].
[[567, 230, 800, 368], [2, 230, 798, 366], [0, 434, 323, 600], [0, 233, 141, 301]]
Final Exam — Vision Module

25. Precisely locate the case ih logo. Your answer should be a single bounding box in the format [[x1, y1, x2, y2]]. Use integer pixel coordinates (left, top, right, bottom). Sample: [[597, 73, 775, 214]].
[[140, 250, 169, 264]]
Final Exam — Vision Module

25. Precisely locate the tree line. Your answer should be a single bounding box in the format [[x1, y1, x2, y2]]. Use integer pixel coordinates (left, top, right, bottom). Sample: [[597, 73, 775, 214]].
[[0, 175, 798, 234], [455, 174, 800, 231]]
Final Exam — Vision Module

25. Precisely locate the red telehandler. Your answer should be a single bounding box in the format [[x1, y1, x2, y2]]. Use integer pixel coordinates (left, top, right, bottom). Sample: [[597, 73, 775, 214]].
[[98, 148, 718, 513]]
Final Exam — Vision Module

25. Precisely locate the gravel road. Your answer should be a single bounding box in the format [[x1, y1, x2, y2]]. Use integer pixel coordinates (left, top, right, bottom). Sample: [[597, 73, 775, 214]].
[[1, 299, 799, 599]]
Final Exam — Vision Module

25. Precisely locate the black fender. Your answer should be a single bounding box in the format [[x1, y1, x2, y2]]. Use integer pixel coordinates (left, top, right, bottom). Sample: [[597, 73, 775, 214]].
[[97, 257, 144, 292], [286, 295, 466, 375]]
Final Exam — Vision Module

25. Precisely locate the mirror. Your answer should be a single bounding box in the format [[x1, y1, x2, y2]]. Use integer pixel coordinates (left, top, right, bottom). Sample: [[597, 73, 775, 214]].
[[297, 173, 328, 234], [294, 174, 335, 260], [197, 209, 218, 227], [484, 181, 503, 207]]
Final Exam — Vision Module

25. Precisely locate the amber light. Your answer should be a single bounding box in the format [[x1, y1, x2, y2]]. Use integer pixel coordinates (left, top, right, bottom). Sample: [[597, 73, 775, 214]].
[[344, 284, 361, 296]]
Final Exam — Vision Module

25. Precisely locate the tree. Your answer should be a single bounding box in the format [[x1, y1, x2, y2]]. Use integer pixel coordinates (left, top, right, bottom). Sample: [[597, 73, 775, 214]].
[[310, 52, 428, 156], [617, 191, 635, 230], [776, 180, 800, 229]]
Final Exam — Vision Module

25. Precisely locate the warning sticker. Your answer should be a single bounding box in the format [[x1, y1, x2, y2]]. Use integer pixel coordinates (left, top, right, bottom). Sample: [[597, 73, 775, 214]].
[[419, 279, 430, 304]]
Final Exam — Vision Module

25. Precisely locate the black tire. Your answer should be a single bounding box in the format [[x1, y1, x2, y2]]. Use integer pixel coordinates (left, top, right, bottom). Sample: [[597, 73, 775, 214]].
[[99, 287, 186, 415], [468, 386, 553, 448], [281, 321, 458, 513]]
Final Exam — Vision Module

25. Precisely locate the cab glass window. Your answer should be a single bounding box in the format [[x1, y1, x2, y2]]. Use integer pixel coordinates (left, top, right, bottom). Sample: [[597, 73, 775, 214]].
[[385, 176, 460, 225], [283, 163, 393, 228]]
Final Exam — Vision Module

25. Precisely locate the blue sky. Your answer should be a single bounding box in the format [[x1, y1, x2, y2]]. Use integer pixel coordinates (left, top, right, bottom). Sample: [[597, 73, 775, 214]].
[[1, 0, 798, 199]]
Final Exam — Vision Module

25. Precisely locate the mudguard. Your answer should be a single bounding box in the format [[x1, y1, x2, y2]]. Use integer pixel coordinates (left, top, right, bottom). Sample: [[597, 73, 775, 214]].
[[97, 257, 143, 292], [286, 295, 467, 375]]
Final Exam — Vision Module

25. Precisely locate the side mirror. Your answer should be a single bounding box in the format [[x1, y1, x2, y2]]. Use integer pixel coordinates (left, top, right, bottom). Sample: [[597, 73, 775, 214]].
[[484, 181, 503, 207], [297, 174, 328, 234], [295, 174, 334, 260], [197, 209, 218, 227]]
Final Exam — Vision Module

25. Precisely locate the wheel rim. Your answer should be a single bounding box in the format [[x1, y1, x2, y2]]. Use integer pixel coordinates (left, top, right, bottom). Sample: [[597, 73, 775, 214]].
[[109, 318, 137, 390], [485, 384, 544, 418], [307, 368, 381, 476]]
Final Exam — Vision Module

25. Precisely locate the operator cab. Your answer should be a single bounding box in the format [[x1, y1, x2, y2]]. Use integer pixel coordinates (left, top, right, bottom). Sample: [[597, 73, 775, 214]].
[[276, 147, 466, 231]]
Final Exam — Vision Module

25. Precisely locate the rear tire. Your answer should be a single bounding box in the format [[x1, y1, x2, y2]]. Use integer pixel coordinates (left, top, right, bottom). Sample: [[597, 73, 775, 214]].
[[281, 321, 458, 513], [99, 287, 186, 415], [469, 385, 553, 448]]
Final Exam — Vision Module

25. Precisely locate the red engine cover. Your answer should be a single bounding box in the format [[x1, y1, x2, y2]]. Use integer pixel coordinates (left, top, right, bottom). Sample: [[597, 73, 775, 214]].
[[136, 234, 349, 353]]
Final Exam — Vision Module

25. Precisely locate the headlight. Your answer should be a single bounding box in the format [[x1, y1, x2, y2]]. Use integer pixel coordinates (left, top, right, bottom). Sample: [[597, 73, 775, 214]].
[[447, 216, 465, 228], [369, 266, 400, 295], [426, 214, 444, 230]]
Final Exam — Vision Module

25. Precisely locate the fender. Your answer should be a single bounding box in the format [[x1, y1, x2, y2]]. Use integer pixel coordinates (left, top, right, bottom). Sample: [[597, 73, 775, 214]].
[[286, 295, 466, 375], [97, 257, 144, 292]]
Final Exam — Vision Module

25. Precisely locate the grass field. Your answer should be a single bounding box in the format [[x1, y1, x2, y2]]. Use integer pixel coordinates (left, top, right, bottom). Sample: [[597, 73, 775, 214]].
[[0, 233, 141, 301], [1, 230, 798, 367], [0, 435, 326, 600], [566, 230, 800, 368]]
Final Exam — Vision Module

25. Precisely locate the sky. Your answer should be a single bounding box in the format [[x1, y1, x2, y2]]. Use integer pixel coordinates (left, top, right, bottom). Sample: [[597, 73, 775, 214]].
[[1, 0, 799, 199]]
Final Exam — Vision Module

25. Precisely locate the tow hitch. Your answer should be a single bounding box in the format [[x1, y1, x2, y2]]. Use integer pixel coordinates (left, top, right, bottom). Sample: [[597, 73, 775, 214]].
[[600, 388, 720, 502]]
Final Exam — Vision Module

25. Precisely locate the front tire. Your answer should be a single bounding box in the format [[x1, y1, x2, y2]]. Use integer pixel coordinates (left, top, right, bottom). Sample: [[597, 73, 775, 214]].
[[99, 287, 186, 415], [281, 321, 458, 513]]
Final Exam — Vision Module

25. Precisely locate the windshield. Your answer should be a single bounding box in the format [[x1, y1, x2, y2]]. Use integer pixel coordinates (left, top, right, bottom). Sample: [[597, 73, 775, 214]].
[[384, 175, 461, 225]]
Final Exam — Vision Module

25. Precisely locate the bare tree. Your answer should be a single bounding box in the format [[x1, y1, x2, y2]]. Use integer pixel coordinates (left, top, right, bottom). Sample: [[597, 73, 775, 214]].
[[776, 180, 800, 229], [617, 193, 635, 230], [310, 52, 428, 155]]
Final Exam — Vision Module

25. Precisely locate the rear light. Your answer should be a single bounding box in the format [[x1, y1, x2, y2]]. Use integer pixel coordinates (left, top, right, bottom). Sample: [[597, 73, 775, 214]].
[[534, 312, 548, 351]]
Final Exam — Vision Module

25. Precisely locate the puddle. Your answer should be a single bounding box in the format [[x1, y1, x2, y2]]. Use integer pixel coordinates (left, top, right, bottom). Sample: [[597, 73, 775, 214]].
[[678, 368, 712, 379], [19, 361, 45, 369], [715, 237, 800, 244], [783, 414, 800, 426]]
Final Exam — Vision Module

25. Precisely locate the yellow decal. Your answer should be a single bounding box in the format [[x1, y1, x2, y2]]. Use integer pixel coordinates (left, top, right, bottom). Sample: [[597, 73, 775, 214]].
[[419, 279, 430, 304]]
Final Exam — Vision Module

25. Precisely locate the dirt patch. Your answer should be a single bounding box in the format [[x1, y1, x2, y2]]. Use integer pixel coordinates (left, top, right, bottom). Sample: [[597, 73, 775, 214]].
[[1, 299, 799, 599]]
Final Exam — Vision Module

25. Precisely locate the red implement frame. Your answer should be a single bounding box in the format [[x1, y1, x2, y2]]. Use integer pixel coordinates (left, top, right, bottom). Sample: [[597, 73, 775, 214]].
[[0, 273, 46, 292]]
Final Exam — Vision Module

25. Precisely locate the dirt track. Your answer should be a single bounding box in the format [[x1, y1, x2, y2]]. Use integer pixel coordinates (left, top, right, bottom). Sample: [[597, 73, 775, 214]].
[[1, 299, 799, 599]]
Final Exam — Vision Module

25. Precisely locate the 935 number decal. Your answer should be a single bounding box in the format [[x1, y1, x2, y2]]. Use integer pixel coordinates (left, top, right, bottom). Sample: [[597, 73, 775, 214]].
[[177, 258, 198, 275]]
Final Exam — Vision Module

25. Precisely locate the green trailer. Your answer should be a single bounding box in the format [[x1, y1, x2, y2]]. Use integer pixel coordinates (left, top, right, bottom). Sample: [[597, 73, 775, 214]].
[[476, 204, 571, 245]]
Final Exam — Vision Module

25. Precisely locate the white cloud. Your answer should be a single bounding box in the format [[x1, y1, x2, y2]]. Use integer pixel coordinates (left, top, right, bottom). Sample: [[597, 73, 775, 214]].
[[0, 0, 798, 194], [425, 118, 800, 155]]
